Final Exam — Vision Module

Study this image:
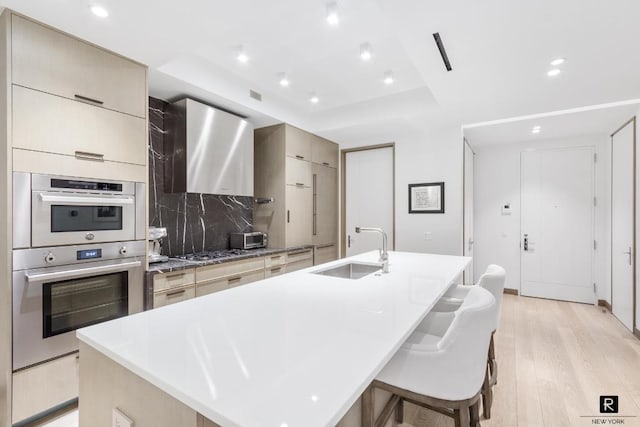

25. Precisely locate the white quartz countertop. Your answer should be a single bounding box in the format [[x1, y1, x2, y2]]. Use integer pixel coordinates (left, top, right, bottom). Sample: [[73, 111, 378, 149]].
[[77, 251, 470, 427]]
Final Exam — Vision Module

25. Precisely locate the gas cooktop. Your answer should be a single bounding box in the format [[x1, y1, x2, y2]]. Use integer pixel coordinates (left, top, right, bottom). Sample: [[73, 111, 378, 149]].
[[176, 249, 251, 262]]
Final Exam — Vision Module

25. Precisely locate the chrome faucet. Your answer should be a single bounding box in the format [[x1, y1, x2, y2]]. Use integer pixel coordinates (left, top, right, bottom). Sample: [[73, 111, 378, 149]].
[[355, 227, 389, 273]]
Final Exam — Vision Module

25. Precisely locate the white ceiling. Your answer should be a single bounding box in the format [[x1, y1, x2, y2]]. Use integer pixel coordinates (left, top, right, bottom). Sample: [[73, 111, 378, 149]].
[[2, 0, 640, 144], [464, 103, 640, 147]]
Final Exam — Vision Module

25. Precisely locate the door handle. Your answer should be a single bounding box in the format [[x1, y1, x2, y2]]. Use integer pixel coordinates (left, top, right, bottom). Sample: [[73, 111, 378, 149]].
[[523, 234, 529, 251], [468, 239, 474, 252], [624, 247, 633, 265], [348, 235, 351, 248], [287, 210, 290, 223]]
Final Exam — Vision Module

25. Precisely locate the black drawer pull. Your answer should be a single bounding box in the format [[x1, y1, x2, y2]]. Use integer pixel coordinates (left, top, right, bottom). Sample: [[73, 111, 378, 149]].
[[74, 94, 104, 105], [295, 155, 305, 159]]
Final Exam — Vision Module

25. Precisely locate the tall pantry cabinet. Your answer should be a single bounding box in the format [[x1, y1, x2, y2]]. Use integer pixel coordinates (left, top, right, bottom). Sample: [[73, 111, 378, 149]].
[[253, 124, 339, 265], [0, 10, 148, 426]]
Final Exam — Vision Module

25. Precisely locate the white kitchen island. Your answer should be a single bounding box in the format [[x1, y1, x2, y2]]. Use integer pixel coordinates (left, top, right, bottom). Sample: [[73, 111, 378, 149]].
[[77, 251, 469, 427]]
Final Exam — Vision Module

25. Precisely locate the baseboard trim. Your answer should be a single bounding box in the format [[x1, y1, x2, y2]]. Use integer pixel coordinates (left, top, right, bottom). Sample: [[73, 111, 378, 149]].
[[597, 299, 612, 311], [634, 328, 640, 340], [504, 288, 518, 296]]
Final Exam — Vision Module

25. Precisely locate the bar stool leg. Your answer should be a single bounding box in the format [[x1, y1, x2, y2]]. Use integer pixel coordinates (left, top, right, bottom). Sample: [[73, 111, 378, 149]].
[[482, 363, 493, 419], [470, 399, 481, 427], [361, 384, 375, 427], [395, 397, 404, 424], [455, 403, 471, 427]]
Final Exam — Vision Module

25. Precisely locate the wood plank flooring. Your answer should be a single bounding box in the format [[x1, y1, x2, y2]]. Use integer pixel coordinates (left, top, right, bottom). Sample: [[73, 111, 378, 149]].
[[402, 295, 640, 427], [38, 295, 640, 427]]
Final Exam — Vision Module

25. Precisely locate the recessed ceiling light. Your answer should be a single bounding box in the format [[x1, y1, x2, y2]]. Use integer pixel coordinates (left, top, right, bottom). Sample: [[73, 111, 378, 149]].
[[310, 93, 319, 104], [360, 43, 372, 61], [547, 68, 561, 77], [326, 2, 339, 26], [278, 73, 290, 87], [383, 70, 394, 85], [90, 5, 109, 18], [550, 58, 566, 66], [236, 46, 249, 63], [532, 126, 541, 134]]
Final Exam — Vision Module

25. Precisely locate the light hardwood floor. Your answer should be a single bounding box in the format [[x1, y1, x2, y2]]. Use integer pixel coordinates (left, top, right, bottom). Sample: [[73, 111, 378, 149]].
[[402, 294, 640, 427], [38, 295, 640, 427]]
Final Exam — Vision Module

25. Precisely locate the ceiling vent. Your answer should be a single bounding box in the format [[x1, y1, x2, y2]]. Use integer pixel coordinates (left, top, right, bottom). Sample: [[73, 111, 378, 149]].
[[249, 90, 262, 101], [432, 32, 452, 72]]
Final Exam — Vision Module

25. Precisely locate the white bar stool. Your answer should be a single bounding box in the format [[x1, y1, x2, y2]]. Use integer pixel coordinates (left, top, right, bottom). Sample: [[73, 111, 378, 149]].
[[368, 286, 497, 427]]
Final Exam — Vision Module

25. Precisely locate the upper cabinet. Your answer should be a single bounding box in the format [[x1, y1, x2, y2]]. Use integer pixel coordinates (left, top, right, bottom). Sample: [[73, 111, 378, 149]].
[[11, 15, 147, 119], [285, 125, 312, 160], [311, 135, 339, 168]]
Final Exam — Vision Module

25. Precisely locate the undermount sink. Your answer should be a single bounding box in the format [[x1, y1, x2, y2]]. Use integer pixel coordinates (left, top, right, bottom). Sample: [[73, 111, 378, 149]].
[[313, 262, 382, 280]]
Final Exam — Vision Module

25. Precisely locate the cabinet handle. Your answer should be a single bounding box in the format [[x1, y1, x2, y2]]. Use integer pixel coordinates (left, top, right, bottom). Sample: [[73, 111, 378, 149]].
[[289, 249, 311, 256], [271, 255, 281, 260], [316, 243, 335, 249], [313, 174, 317, 236], [295, 155, 305, 160], [287, 210, 290, 223], [165, 273, 185, 279], [75, 151, 104, 161], [271, 267, 281, 272], [322, 162, 330, 166], [165, 289, 186, 298], [74, 94, 104, 105], [295, 183, 305, 187], [228, 277, 241, 284]]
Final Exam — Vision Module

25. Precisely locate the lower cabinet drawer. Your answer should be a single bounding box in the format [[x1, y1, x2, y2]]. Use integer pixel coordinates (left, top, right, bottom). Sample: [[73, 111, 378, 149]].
[[286, 258, 314, 273], [287, 248, 313, 264], [264, 252, 287, 268], [265, 264, 286, 278], [13, 352, 79, 424], [153, 284, 196, 308], [314, 244, 338, 265], [153, 269, 196, 292], [196, 257, 265, 282], [196, 269, 265, 296]]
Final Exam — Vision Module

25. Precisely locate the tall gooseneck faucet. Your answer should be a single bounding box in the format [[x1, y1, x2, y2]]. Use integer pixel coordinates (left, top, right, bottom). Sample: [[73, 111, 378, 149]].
[[355, 227, 389, 273]]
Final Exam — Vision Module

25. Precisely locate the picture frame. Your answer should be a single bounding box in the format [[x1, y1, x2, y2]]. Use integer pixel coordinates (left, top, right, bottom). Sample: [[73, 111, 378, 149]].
[[408, 182, 445, 214]]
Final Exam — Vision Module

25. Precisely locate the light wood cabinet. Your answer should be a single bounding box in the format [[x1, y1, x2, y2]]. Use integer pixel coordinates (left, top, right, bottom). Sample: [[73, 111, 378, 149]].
[[153, 269, 196, 308], [314, 244, 338, 266], [285, 185, 313, 247], [285, 125, 311, 160], [255, 124, 337, 250], [195, 257, 265, 297], [11, 15, 146, 118], [285, 156, 312, 187], [153, 284, 196, 308], [12, 352, 79, 424], [13, 85, 147, 165], [286, 248, 314, 272], [312, 163, 338, 246], [311, 135, 339, 168]]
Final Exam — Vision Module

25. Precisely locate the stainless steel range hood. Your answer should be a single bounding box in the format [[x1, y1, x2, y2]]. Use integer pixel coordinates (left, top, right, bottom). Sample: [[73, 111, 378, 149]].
[[164, 98, 254, 196]]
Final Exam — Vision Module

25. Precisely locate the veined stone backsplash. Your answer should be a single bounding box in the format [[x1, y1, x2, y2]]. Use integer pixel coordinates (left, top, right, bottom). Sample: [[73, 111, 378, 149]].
[[149, 97, 253, 257]]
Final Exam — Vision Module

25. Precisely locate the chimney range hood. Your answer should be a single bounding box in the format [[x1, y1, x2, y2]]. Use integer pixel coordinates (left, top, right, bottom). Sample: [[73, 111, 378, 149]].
[[164, 98, 254, 196]]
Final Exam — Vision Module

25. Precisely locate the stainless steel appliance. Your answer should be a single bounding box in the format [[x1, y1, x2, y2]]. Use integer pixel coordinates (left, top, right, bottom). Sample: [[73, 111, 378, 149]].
[[164, 98, 254, 196], [148, 227, 169, 264], [13, 172, 146, 249], [12, 240, 145, 370], [230, 232, 267, 249]]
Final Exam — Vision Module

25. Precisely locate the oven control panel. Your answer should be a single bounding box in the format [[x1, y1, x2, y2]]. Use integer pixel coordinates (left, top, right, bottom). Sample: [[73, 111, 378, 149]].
[[13, 240, 145, 271]]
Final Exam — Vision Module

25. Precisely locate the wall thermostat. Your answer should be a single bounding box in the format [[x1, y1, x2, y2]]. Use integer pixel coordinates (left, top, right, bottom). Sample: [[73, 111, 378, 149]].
[[501, 203, 512, 215]]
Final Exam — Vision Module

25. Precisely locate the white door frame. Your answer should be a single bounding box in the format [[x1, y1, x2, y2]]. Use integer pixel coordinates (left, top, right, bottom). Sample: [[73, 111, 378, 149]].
[[611, 116, 636, 331], [519, 146, 596, 303], [341, 143, 396, 257], [463, 138, 475, 284]]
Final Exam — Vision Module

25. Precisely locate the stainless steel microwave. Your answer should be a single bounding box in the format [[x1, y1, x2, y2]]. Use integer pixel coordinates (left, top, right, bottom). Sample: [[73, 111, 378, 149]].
[[230, 232, 267, 249], [13, 172, 146, 248]]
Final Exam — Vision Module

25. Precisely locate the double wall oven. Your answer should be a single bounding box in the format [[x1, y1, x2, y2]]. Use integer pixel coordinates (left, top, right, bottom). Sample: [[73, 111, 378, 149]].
[[12, 172, 146, 371]]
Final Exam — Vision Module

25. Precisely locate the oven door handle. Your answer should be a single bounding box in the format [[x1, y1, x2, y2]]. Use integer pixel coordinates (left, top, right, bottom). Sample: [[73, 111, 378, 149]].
[[39, 194, 134, 206], [25, 260, 142, 283]]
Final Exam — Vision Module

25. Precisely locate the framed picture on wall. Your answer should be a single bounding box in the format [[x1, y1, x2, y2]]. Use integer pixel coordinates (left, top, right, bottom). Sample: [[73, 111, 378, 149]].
[[408, 182, 445, 214]]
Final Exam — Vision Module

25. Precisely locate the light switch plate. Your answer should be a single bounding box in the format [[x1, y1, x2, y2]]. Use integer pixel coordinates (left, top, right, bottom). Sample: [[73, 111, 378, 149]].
[[112, 408, 134, 427]]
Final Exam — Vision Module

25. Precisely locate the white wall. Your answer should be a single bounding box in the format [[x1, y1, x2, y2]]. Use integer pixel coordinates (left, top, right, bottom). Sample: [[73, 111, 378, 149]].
[[635, 108, 640, 331], [339, 126, 464, 256], [473, 135, 611, 299]]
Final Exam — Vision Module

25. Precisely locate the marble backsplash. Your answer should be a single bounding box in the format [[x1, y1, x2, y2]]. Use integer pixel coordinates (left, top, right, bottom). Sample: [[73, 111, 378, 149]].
[[149, 97, 253, 256]]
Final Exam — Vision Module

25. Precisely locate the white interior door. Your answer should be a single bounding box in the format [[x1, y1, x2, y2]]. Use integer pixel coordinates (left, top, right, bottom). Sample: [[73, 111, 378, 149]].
[[521, 147, 595, 304], [463, 141, 475, 284], [611, 120, 635, 331], [345, 147, 394, 257]]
